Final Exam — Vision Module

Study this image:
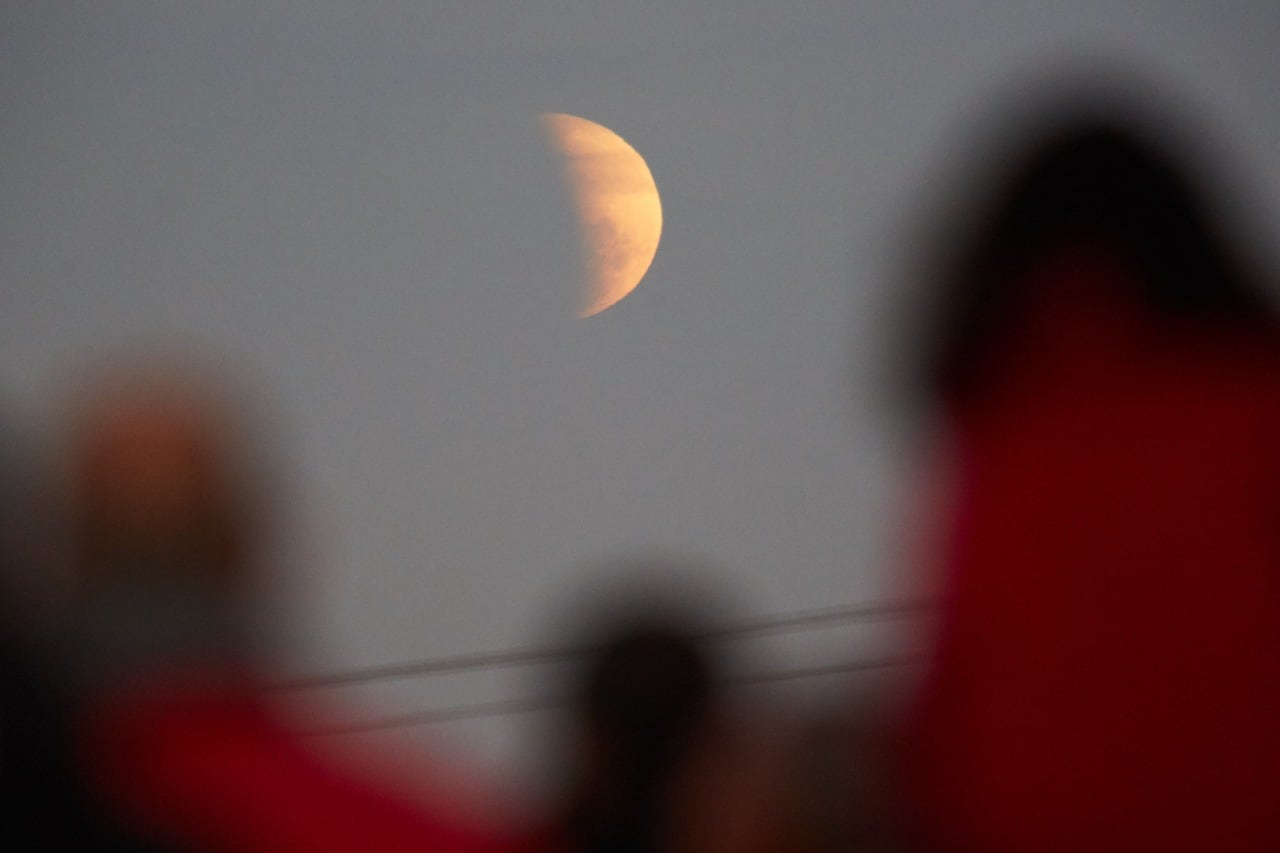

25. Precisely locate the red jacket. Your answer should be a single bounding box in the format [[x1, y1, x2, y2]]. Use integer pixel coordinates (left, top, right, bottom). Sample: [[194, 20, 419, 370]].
[[83, 672, 515, 853], [905, 262, 1280, 851]]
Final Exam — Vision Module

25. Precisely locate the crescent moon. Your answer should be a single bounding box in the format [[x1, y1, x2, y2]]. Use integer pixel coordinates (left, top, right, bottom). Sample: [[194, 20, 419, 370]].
[[541, 113, 663, 318]]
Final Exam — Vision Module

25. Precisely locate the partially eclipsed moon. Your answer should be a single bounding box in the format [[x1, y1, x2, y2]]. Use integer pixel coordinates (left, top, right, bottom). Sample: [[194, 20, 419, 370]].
[[541, 113, 663, 318]]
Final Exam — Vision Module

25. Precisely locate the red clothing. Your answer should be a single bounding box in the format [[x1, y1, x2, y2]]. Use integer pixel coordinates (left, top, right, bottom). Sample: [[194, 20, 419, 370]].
[[82, 673, 513, 853], [905, 262, 1280, 850]]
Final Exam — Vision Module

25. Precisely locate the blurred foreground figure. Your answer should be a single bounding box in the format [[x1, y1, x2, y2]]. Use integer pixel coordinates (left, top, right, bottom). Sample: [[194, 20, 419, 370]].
[[530, 597, 774, 853], [66, 365, 509, 852], [0, 419, 166, 850], [903, 96, 1280, 850]]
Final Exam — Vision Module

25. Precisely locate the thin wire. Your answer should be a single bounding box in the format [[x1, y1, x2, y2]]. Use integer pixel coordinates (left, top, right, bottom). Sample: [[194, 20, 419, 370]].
[[303, 655, 924, 737], [278, 598, 924, 691], [278, 644, 581, 691], [699, 599, 922, 642], [303, 696, 566, 737], [726, 655, 922, 687]]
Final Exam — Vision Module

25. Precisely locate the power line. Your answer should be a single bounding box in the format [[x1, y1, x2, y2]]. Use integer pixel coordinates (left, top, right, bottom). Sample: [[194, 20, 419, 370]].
[[302, 654, 923, 737], [303, 695, 565, 737], [699, 599, 923, 642], [279, 644, 581, 691], [726, 655, 921, 687], [278, 599, 924, 691]]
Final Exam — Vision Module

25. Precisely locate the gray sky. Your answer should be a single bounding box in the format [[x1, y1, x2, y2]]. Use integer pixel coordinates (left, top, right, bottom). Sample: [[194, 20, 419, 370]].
[[4, 1, 1279, 781]]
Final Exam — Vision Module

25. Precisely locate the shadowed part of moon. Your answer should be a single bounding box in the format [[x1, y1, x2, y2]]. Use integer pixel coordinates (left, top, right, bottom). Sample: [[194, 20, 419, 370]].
[[541, 113, 663, 318]]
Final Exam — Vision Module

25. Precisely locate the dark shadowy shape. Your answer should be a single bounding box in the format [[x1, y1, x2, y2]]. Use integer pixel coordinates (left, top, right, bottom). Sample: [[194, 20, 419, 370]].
[[917, 91, 1276, 409], [900, 79, 1280, 852], [560, 618, 714, 853], [0, 416, 168, 851], [531, 561, 731, 853]]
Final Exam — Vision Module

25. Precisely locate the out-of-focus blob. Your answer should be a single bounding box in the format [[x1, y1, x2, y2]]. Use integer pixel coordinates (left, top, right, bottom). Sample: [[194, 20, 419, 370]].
[[0, 415, 170, 850], [63, 357, 517, 853], [900, 80, 1280, 851], [526, 566, 777, 853]]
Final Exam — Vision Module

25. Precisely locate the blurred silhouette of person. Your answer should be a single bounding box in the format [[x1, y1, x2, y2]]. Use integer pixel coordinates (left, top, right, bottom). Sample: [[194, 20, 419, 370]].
[[528, 587, 776, 853], [62, 363, 514, 852], [0, 415, 168, 850], [900, 90, 1280, 851]]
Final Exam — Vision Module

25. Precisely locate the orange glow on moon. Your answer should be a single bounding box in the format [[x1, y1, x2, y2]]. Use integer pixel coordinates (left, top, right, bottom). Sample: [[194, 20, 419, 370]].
[[541, 113, 663, 318]]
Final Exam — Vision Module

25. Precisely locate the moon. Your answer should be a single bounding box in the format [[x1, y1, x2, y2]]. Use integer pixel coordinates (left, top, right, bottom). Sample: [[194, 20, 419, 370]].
[[541, 113, 663, 318]]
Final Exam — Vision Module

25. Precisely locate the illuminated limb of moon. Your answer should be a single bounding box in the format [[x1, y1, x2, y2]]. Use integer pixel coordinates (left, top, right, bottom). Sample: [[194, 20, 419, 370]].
[[541, 113, 663, 318]]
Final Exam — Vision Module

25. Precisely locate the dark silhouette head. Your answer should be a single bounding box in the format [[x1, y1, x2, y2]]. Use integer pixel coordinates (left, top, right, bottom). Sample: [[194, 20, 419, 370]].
[[580, 621, 712, 786], [921, 97, 1276, 408], [556, 610, 716, 853]]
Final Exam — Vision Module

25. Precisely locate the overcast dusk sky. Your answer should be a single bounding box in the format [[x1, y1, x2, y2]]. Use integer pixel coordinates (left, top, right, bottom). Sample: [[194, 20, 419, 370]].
[[3, 1, 1279, 779]]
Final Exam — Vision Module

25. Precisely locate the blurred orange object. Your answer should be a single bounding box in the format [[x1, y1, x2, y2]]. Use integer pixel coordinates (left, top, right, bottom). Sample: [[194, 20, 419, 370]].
[[65, 363, 517, 852]]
